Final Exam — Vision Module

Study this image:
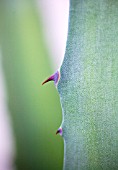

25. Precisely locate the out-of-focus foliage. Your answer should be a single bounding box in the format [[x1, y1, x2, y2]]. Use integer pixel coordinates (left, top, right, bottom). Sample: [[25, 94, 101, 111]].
[[0, 0, 63, 170]]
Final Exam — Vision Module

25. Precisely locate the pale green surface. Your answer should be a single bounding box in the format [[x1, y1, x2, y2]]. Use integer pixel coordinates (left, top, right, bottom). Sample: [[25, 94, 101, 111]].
[[0, 1, 63, 170], [58, 0, 118, 169]]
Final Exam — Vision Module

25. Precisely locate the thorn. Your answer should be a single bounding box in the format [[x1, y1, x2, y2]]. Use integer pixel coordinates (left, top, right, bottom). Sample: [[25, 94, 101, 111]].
[[56, 127, 62, 136], [42, 70, 60, 86]]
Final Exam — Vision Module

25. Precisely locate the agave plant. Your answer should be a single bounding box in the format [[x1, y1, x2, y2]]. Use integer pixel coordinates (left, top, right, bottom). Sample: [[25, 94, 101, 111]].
[[43, 0, 118, 169]]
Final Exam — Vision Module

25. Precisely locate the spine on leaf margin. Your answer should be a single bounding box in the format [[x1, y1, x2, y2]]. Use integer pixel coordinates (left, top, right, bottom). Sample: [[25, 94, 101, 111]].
[[43, 0, 118, 169]]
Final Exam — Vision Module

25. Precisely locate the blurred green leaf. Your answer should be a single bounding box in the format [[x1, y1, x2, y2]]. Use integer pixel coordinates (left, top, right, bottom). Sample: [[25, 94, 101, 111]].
[[1, 1, 63, 170]]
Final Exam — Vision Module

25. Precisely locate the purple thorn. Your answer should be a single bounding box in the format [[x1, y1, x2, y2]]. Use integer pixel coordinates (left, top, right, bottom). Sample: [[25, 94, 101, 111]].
[[42, 71, 60, 85], [56, 127, 62, 136]]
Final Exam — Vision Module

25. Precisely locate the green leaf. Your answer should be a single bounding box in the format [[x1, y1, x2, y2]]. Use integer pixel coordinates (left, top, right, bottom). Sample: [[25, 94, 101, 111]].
[[1, 1, 63, 170], [58, 0, 118, 169]]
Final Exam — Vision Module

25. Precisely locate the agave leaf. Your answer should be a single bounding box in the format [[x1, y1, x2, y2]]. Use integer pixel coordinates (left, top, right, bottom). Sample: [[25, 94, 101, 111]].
[[1, 1, 63, 170], [58, 0, 118, 169]]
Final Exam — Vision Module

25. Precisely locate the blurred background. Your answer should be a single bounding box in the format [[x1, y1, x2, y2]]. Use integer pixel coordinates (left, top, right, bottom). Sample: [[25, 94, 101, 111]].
[[0, 0, 69, 170]]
